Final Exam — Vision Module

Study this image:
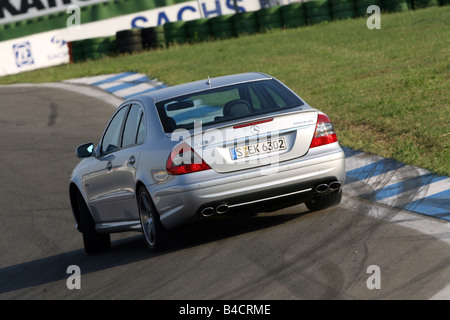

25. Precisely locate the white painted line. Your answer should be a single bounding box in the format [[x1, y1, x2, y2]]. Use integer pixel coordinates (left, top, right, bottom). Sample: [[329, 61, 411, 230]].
[[64, 73, 123, 85], [345, 152, 383, 172], [113, 83, 157, 97], [97, 73, 147, 90], [431, 282, 450, 299]]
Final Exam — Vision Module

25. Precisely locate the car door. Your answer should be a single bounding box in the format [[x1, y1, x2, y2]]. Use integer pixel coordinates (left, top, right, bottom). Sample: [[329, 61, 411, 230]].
[[84, 105, 129, 223], [112, 103, 146, 220]]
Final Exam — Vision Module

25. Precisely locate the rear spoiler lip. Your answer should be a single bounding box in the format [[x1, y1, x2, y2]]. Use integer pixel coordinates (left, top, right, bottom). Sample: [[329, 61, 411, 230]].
[[168, 106, 316, 137]]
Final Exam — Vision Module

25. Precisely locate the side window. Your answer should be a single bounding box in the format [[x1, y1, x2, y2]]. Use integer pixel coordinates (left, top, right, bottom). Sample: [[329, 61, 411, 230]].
[[101, 106, 128, 155], [122, 104, 145, 147], [136, 111, 146, 145]]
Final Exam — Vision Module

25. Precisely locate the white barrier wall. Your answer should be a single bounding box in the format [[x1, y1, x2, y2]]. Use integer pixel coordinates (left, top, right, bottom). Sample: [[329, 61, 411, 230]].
[[0, 30, 69, 76], [0, 0, 112, 25], [63, 0, 262, 42], [0, 0, 263, 76]]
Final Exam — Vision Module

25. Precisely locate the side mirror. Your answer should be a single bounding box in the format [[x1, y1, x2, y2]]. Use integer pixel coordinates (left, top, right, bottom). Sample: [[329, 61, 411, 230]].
[[76, 143, 94, 158]]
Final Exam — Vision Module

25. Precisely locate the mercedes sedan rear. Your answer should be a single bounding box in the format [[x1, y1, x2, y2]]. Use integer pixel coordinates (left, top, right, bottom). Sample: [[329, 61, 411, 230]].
[[69, 72, 345, 253]]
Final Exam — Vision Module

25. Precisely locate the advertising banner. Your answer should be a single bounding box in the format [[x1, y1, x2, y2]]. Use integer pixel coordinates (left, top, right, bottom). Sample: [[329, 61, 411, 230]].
[[0, 0, 113, 25], [0, 0, 263, 76], [62, 0, 262, 42], [0, 30, 68, 75]]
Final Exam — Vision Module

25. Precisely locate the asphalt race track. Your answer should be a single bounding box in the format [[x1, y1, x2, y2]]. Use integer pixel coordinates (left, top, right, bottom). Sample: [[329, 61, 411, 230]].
[[1, 83, 450, 300]]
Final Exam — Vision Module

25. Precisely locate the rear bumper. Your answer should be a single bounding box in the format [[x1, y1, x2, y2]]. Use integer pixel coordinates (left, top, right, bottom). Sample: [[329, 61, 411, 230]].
[[199, 175, 342, 218], [152, 143, 345, 229]]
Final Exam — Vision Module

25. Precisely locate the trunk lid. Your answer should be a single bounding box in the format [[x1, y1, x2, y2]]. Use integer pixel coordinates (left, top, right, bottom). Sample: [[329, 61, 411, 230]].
[[189, 109, 318, 173]]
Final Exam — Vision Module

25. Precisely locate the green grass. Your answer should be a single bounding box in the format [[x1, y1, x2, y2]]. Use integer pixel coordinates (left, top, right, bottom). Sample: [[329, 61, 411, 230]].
[[1, 7, 449, 175]]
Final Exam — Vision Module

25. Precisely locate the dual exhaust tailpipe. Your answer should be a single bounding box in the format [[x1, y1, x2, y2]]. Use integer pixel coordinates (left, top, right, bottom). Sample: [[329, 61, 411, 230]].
[[201, 204, 229, 217], [314, 181, 341, 194], [201, 181, 341, 216]]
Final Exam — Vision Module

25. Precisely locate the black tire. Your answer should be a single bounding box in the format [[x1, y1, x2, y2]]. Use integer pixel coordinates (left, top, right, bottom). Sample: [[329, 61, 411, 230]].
[[305, 189, 342, 212], [117, 35, 142, 46], [142, 26, 166, 48], [138, 187, 170, 251], [116, 29, 143, 53], [77, 192, 111, 254], [118, 42, 143, 54], [116, 29, 142, 39]]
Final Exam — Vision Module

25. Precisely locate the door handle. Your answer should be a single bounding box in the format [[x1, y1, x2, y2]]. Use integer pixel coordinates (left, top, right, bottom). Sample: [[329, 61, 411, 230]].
[[106, 161, 112, 170], [128, 156, 136, 166]]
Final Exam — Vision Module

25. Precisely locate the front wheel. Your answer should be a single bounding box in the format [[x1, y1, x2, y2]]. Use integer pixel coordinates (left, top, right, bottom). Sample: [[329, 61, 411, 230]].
[[305, 189, 342, 212], [138, 187, 169, 251]]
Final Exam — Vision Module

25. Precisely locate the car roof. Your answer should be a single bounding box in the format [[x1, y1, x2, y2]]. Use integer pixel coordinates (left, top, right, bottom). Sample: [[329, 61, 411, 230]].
[[145, 72, 273, 103]]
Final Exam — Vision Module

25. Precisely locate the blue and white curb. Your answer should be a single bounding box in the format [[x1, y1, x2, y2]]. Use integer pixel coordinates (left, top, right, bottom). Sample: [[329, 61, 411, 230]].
[[65, 72, 167, 99], [343, 148, 449, 220], [65, 72, 450, 221]]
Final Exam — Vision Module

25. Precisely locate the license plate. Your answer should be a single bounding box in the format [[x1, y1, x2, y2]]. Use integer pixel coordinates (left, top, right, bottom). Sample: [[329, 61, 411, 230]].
[[230, 137, 287, 160]]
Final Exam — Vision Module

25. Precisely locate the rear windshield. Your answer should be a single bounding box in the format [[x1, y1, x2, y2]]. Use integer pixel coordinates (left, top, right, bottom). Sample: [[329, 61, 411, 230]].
[[156, 79, 304, 132]]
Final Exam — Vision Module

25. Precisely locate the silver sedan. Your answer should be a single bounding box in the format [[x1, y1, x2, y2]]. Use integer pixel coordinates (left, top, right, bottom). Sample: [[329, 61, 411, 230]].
[[69, 72, 346, 253]]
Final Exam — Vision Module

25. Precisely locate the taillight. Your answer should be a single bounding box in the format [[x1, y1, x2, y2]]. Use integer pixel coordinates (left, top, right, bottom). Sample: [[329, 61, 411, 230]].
[[309, 113, 338, 148], [166, 142, 211, 175]]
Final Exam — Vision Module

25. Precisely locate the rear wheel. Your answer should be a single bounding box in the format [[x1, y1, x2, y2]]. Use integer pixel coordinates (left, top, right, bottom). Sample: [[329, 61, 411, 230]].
[[305, 189, 342, 212], [138, 187, 169, 251], [77, 192, 111, 253]]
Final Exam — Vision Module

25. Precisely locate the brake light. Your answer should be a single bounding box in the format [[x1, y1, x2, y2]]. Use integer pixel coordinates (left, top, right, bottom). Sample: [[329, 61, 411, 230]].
[[233, 118, 273, 129], [309, 113, 338, 148], [166, 142, 211, 175]]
